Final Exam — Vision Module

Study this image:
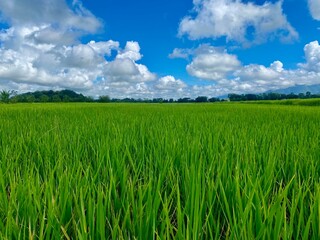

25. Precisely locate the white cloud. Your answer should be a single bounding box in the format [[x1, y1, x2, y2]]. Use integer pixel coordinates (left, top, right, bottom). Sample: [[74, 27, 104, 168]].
[[116, 41, 142, 61], [155, 76, 187, 90], [0, 23, 121, 89], [61, 44, 102, 69], [234, 61, 283, 81], [186, 45, 241, 80], [0, 36, 154, 90], [26, 26, 77, 46], [0, 46, 100, 89], [103, 58, 156, 83], [97, 40, 320, 98], [175, 41, 320, 97], [270, 61, 284, 72], [298, 41, 320, 72], [179, 0, 298, 45], [308, 0, 320, 20], [0, 1, 158, 97], [88, 40, 120, 56], [88, 75, 187, 99], [168, 48, 192, 59], [105, 59, 139, 78], [0, 0, 101, 33]]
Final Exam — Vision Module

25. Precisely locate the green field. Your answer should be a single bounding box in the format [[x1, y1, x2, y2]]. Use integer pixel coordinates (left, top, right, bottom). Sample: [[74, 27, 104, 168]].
[[0, 103, 320, 239], [243, 98, 320, 106]]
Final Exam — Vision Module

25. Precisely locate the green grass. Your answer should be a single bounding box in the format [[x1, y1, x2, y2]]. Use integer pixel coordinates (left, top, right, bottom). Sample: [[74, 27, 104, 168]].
[[242, 98, 320, 106], [0, 103, 320, 239]]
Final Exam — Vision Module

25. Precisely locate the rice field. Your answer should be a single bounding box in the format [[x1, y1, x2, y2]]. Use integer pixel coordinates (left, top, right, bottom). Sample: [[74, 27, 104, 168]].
[[0, 103, 319, 239]]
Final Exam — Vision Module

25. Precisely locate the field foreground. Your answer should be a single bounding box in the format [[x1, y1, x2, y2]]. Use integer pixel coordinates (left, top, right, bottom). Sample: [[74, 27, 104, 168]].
[[0, 103, 320, 239]]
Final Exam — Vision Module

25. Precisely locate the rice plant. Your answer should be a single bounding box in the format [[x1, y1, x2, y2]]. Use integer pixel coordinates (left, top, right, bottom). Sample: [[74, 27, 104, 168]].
[[0, 103, 319, 239]]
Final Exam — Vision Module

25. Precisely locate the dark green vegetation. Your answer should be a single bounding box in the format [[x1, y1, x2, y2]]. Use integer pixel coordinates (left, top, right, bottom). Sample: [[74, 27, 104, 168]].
[[2, 89, 320, 103], [9, 90, 93, 103], [0, 103, 320, 239], [0, 90, 17, 104]]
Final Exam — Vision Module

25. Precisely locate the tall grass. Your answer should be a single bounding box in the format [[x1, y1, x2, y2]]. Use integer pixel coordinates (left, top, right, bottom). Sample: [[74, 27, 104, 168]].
[[0, 103, 319, 239]]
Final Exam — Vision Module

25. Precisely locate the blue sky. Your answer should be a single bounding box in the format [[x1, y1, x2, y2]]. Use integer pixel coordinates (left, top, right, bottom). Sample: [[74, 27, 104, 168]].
[[0, 0, 320, 98]]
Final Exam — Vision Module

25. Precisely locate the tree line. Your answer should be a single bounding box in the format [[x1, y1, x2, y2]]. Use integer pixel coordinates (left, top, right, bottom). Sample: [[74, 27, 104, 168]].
[[0, 90, 92, 103], [1, 89, 320, 104], [0, 90, 222, 103]]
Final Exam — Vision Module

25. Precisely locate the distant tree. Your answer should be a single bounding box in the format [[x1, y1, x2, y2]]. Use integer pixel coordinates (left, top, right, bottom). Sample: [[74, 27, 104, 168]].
[[287, 92, 298, 99], [0, 90, 17, 103], [62, 95, 71, 102], [245, 94, 258, 101], [0, 90, 10, 103], [228, 93, 242, 101], [98, 95, 111, 103], [264, 93, 279, 100], [10, 95, 19, 103], [52, 95, 61, 102], [298, 93, 305, 99], [306, 91, 311, 98], [208, 97, 219, 102], [26, 95, 36, 103], [195, 96, 208, 102], [152, 98, 163, 103], [120, 98, 133, 102], [39, 94, 50, 102], [177, 98, 192, 103], [86, 96, 94, 102]]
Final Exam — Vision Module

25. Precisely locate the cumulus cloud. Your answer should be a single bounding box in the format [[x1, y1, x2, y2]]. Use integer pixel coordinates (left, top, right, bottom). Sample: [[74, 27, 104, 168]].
[[174, 41, 320, 97], [155, 76, 187, 90], [179, 0, 298, 45], [168, 48, 192, 59], [0, 32, 154, 90], [116, 41, 142, 61], [186, 45, 241, 80], [86, 75, 188, 99], [235, 61, 283, 82], [0, 0, 101, 33], [96, 40, 320, 98], [298, 41, 320, 72], [0, 24, 121, 89], [104, 58, 155, 83], [308, 0, 320, 20], [88, 40, 120, 56], [0, 0, 158, 97], [83, 81, 148, 99]]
